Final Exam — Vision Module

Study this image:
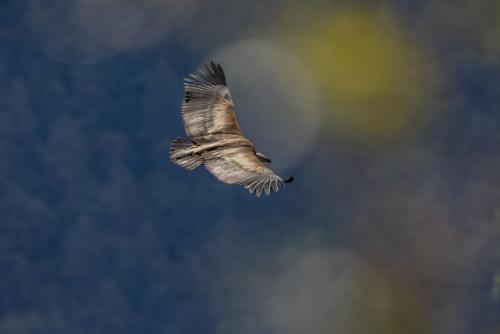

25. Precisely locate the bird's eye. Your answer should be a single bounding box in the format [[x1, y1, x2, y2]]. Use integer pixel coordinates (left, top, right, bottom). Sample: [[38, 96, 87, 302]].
[[224, 94, 230, 100]]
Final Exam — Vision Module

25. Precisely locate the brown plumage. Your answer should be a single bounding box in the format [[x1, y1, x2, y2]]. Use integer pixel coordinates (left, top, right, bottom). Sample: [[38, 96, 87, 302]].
[[170, 62, 293, 197]]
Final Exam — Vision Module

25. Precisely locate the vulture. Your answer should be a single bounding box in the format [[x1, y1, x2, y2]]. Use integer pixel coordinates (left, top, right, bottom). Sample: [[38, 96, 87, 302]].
[[170, 61, 293, 197]]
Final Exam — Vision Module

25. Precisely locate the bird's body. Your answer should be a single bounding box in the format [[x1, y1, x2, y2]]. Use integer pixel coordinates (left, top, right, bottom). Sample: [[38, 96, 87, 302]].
[[170, 62, 293, 197]]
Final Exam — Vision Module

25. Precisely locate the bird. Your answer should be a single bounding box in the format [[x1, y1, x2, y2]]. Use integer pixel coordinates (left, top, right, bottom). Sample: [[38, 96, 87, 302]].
[[170, 61, 293, 197]]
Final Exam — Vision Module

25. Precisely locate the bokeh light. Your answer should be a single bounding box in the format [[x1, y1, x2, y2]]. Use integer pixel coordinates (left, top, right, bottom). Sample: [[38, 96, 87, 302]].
[[76, 0, 197, 51], [210, 39, 321, 171], [26, 0, 110, 63], [210, 246, 424, 334], [26, 0, 197, 63], [276, 7, 443, 145]]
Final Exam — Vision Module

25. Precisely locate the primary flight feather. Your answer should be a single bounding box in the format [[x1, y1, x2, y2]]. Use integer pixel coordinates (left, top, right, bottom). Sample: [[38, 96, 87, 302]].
[[170, 62, 293, 197]]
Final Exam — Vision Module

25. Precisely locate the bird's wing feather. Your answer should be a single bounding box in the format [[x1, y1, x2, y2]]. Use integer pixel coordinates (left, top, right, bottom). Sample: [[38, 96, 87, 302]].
[[182, 62, 242, 137], [204, 146, 286, 197]]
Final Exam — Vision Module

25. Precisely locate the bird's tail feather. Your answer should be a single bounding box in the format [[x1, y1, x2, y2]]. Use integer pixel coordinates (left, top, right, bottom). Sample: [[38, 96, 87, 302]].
[[170, 137, 203, 170]]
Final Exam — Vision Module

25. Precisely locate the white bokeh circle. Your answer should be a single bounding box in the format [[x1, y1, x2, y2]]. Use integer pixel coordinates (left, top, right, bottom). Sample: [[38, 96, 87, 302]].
[[210, 39, 322, 172]]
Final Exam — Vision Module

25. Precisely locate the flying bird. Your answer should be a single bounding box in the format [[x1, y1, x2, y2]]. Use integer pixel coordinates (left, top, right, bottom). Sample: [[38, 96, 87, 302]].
[[170, 62, 293, 197]]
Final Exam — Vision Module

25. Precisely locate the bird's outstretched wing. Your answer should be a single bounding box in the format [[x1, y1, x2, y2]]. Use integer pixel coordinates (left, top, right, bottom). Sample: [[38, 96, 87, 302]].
[[182, 62, 242, 138], [204, 146, 290, 197]]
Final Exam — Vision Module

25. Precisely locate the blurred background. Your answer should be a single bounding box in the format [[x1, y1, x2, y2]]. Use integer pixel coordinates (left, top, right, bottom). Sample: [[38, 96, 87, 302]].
[[1, 0, 500, 333]]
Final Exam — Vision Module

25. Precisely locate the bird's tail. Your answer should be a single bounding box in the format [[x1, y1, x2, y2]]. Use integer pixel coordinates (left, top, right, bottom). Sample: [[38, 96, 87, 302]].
[[170, 137, 203, 170]]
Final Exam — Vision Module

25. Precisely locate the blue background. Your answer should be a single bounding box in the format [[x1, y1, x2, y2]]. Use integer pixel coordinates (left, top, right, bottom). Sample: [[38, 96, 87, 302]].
[[1, 1, 499, 333]]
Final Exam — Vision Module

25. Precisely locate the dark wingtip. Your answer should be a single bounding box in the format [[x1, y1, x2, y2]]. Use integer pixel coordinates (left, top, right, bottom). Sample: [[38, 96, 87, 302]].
[[184, 61, 227, 100], [206, 60, 227, 86], [284, 176, 294, 183]]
